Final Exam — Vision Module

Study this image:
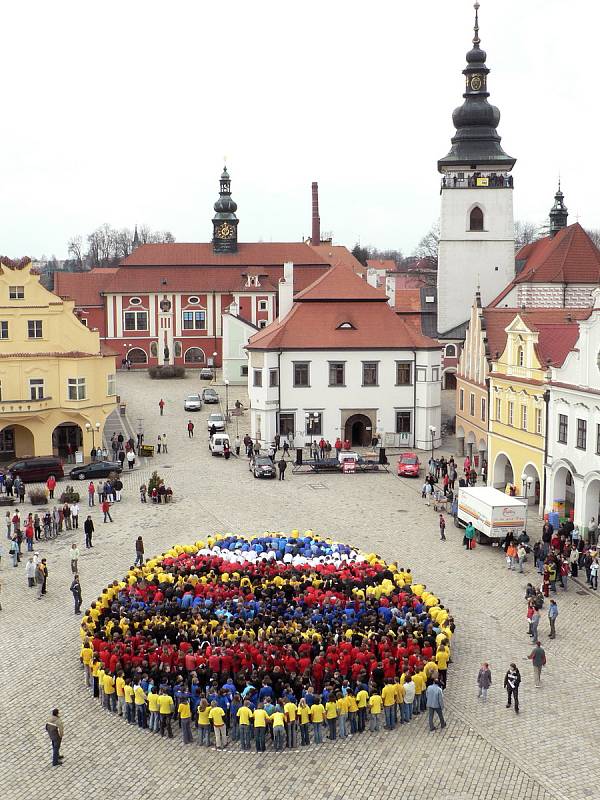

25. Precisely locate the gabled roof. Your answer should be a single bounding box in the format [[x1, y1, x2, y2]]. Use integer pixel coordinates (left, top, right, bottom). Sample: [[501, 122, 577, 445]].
[[247, 264, 440, 351], [309, 244, 364, 274], [366, 259, 396, 271], [294, 263, 388, 302], [121, 242, 329, 267], [483, 307, 592, 367], [54, 270, 109, 306], [514, 223, 600, 285], [394, 289, 422, 313]]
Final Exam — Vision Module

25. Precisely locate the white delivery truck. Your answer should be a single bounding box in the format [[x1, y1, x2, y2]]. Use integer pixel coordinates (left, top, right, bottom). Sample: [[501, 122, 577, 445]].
[[454, 486, 527, 544]]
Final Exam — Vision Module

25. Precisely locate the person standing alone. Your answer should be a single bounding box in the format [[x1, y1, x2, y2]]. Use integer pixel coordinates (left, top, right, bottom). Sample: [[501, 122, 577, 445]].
[[135, 536, 144, 566], [278, 458, 287, 481], [477, 663, 492, 701], [548, 599, 558, 639], [70, 574, 82, 614], [439, 514, 446, 541], [187, 420, 194, 438], [528, 641, 546, 688], [426, 679, 446, 731], [503, 663, 521, 713], [159, 398, 165, 416], [45, 709, 64, 766], [84, 515, 94, 548]]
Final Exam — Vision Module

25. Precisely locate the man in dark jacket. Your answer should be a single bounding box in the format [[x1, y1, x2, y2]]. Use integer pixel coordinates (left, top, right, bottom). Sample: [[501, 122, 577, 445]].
[[503, 663, 521, 713], [46, 709, 64, 766], [278, 458, 287, 481], [84, 516, 94, 548], [135, 536, 144, 566]]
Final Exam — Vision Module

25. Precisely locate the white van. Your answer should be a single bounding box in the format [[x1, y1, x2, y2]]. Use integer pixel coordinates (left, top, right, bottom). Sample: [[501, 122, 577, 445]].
[[455, 486, 527, 544], [209, 433, 230, 456]]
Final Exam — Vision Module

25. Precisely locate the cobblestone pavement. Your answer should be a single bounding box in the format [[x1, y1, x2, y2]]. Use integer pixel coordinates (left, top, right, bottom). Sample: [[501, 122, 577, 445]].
[[2, 372, 597, 800]]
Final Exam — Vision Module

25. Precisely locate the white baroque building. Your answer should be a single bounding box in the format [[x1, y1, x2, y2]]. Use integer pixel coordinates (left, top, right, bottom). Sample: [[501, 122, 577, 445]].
[[545, 289, 600, 533], [246, 264, 442, 450]]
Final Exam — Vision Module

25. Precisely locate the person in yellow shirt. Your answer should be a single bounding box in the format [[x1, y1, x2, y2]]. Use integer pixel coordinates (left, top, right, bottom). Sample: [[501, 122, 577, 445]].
[[177, 694, 193, 744], [237, 700, 253, 750], [158, 688, 174, 738], [435, 645, 450, 689], [368, 690, 383, 731], [297, 698, 312, 746], [412, 671, 424, 716], [115, 672, 126, 718], [147, 686, 161, 733], [134, 681, 147, 728], [325, 696, 338, 740], [80, 642, 93, 687], [97, 666, 105, 707], [91, 659, 101, 699], [102, 672, 116, 713], [124, 679, 135, 724], [310, 697, 325, 744], [381, 680, 397, 730], [283, 699, 297, 748], [347, 691, 359, 734], [269, 705, 286, 751], [208, 701, 227, 750], [253, 702, 269, 752], [336, 693, 349, 739], [356, 687, 369, 732], [197, 699, 212, 747]]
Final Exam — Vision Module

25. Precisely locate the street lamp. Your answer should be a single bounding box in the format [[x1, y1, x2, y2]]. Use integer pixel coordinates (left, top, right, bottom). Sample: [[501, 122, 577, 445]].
[[429, 425, 437, 462], [85, 422, 101, 457], [225, 379, 229, 421], [521, 472, 533, 500], [212, 351, 218, 383], [305, 412, 319, 452]]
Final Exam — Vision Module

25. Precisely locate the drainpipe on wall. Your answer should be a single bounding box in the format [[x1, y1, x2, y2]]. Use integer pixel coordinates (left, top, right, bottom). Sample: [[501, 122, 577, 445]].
[[277, 351, 282, 439], [542, 388, 550, 511], [413, 350, 417, 449], [485, 375, 491, 482]]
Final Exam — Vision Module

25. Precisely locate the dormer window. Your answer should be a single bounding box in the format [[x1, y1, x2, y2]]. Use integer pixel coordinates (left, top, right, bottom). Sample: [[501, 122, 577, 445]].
[[337, 322, 355, 330], [245, 275, 261, 288]]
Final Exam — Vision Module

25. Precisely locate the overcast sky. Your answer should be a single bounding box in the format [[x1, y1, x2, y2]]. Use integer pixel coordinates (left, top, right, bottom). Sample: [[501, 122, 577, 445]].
[[1, 0, 598, 260]]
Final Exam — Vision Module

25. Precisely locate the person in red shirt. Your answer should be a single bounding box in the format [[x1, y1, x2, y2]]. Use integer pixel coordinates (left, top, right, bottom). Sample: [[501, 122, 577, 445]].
[[46, 475, 56, 499], [101, 499, 113, 523]]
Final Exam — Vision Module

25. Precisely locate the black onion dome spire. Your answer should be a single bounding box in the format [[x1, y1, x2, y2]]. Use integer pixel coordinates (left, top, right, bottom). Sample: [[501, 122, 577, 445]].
[[212, 164, 239, 253], [213, 166, 238, 214], [438, 2, 515, 171], [549, 180, 568, 236]]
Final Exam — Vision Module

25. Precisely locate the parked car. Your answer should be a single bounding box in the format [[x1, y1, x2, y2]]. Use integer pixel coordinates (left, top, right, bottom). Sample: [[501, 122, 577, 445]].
[[251, 455, 276, 479], [200, 368, 214, 380], [397, 452, 421, 477], [207, 413, 226, 432], [5, 455, 64, 483], [70, 461, 123, 480], [209, 433, 230, 456], [202, 387, 219, 404], [184, 393, 202, 412]]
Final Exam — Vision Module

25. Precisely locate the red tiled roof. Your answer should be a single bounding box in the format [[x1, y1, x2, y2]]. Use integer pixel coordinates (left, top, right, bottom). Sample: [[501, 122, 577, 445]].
[[121, 242, 329, 267], [366, 259, 396, 271], [514, 223, 600, 284], [294, 263, 387, 302], [247, 264, 439, 351], [54, 271, 108, 306], [310, 244, 364, 274], [395, 273, 428, 290], [483, 307, 591, 366], [394, 289, 422, 313]]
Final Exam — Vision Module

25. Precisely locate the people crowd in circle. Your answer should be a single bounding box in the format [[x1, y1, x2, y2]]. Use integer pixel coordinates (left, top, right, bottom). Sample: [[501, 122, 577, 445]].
[[79, 531, 455, 750]]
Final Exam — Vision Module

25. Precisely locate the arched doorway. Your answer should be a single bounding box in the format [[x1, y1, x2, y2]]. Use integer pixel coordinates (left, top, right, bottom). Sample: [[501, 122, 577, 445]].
[[344, 414, 372, 447], [0, 424, 35, 458], [551, 463, 575, 519], [493, 452, 514, 490], [521, 462, 541, 506], [127, 347, 147, 365], [184, 347, 206, 365], [52, 422, 83, 461], [583, 477, 600, 529]]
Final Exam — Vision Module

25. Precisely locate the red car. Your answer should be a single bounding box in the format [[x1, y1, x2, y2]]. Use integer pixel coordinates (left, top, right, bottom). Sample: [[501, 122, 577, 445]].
[[397, 452, 421, 477]]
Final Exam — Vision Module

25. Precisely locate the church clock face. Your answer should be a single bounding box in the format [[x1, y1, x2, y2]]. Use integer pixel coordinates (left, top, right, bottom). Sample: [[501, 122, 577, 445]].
[[470, 75, 482, 91], [217, 222, 235, 239]]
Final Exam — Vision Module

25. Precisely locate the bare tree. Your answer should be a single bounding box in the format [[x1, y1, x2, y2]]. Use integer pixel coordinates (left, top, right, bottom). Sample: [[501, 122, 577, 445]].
[[68, 236, 83, 268], [586, 228, 600, 249], [414, 221, 440, 266], [514, 220, 543, 252]]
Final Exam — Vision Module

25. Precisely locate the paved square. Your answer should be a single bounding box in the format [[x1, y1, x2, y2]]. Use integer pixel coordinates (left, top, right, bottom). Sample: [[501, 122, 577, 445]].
[[1, 372, 594, 800]]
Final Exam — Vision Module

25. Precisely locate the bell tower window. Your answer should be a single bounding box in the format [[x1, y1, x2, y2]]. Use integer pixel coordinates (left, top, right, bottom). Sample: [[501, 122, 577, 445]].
[[469, 206, 484, 231]]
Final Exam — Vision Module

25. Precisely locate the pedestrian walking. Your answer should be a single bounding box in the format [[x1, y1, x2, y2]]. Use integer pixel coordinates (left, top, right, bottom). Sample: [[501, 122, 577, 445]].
[[477, 662, 492, 701], [45, 709, 64, 766], [528, 641, 546, 687], [504, 663, 521, 713], [426, 679, 446, 731], [187, 420, 194, 438], [529, 608, 540, 641], [234, 436, 241, 456], [101, 499, 113, 523], [84, 515, 94, 548], [35, 559, 47, 599], [162, 433, 168, 453], [278, 458, 287, 481], [69, 543, 79, 573], [126, 450, 135, 470], [135, 536, 144, 566], [157, 435, 162, 454], [70, 574, 82, 614], [439, 514, 446, 541], [159, 398, 165, 416], [548, 599, 558, 639]]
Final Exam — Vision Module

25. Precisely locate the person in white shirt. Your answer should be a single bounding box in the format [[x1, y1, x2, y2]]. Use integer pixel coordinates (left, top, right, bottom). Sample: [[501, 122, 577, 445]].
[[70, 544, 80, 574], [70, 502, 79, 529], [25, 556, 36, 587]]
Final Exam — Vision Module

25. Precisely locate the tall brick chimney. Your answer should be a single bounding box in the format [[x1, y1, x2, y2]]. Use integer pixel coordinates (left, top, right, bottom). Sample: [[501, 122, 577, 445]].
[[311, 182, 320, 245]]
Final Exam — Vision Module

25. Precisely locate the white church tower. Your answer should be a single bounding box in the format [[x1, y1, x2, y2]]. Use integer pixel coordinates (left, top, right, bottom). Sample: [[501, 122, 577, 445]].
[[437, 2, 516, 336]]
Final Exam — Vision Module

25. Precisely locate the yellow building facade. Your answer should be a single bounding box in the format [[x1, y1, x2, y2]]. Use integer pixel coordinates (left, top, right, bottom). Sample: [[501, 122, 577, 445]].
[[455, 296, 489, 469], [488, 315, 547, 511], [0, 257, 117, 458]]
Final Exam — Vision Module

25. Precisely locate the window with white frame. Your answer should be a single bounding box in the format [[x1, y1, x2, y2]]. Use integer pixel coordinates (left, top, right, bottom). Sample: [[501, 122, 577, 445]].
[[258, 320, 268, 329], [576, 418, 587, 450], [481, 397, 486, 422], [432, 367, 440, 382], [396, 361, 412, 386], [495, 397, 501, 421], [269, 369, 279, 388], [258, 300, 268, 311], [459, 389, 464, 411], [240, 365, 248, 377], [182, 310, 206, 330], [362, 362, 378, 386], [558, 414, 568, 443], [469, 393, 475, 416], [29, 378, 44, 400], [68, 377, 86, 401], [395, 411, 412, 434], [124, 310, 148, 330], [508, 401, 514, 426], [28, 320, 43, 338], [535, 408, 542, 435], [328, 362, 345, 386], [107, 374, 117, 396], [253, 369, 263, 388], [0, 321, 7, 339], [416, 367, 427, 382], [129, 297, 142, 305], [9, 286, 24, 299], [521, 405, 527, 430]]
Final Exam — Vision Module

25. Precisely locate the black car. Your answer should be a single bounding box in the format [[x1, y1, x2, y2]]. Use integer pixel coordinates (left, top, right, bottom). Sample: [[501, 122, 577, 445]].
[[251, 455, 276, 479], [70, 461, 123, 480]]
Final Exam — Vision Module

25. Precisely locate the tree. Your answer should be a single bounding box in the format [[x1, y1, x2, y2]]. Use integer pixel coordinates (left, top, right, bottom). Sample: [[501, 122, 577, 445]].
[[74, 224, 175, 267], [67, 236, 84, 269], [586, 228, 600, 249], [414, 221, 440, 266], [351, 243, 370, 267], [514, 220, 542, 252]]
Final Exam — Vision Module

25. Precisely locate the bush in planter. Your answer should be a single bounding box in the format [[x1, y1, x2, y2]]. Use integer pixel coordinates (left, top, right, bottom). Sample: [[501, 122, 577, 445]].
[[147, 470, 163, 494], [148, 366, 186, 379], [59, 485, 80, 503], [29, 488, 48, 505]]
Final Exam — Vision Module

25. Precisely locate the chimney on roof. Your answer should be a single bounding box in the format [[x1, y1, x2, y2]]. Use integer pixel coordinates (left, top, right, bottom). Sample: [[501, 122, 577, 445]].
[[311, 182, 321, 246], [278, 261, 294, 320]]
